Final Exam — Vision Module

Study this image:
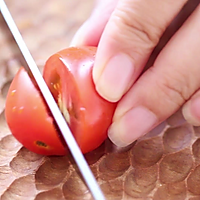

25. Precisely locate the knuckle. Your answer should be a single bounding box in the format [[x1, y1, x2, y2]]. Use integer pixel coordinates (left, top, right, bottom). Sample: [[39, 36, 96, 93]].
[[159, 74, 190, 106], [112, 5, 163, 50], [160, 81, 186, 107], [150, 67, 190, 107]]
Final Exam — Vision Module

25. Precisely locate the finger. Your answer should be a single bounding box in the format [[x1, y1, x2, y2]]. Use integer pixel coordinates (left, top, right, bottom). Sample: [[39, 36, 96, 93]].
[[108, 5, 200, 147], [182, 90, 200, 126], [93, 0, 188, 102], [70, 0, 118, 47]]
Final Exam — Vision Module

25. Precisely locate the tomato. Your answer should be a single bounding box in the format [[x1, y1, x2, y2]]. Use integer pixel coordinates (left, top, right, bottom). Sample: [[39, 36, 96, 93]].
[[5, 46, 117, 155], [5, 67, 66, 155]]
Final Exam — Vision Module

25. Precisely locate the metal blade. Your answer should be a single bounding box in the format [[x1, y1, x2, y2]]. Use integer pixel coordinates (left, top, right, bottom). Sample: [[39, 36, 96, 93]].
[[0, 1, 105, 199]]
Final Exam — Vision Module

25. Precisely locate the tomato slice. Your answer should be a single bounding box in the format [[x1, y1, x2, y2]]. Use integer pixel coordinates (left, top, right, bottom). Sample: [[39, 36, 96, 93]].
[[5, 68, 66, 155], [43, 47, 117, 153], [5, 46, 117, 155]]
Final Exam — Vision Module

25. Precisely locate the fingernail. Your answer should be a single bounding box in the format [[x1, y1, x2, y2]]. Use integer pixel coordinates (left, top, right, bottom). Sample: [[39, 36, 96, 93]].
[[95, 53, 134, 102], [108, 106, 158, 147], [182, 96, 200, 126]]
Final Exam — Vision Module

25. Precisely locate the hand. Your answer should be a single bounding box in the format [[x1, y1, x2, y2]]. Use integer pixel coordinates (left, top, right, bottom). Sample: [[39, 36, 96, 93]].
[[71, 0, 200, 147]]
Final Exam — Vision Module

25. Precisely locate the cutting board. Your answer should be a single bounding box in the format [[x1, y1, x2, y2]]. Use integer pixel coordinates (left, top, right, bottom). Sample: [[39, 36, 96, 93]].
[[0, 0, 199, 199]]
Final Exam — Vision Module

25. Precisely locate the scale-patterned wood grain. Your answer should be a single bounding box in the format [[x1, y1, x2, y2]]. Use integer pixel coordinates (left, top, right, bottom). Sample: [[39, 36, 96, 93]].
[[0, 0, 199, 199]]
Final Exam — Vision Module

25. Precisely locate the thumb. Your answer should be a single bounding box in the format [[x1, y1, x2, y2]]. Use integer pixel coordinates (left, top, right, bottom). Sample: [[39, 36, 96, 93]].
[[93, 0, 187, 102]]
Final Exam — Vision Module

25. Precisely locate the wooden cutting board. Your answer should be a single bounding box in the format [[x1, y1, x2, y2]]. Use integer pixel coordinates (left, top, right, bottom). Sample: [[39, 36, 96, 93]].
[[0, 0, 200, 199]]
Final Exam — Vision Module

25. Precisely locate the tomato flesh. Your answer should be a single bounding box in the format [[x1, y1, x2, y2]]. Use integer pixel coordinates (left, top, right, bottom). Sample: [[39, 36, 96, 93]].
[[5, 46, 117, 155]]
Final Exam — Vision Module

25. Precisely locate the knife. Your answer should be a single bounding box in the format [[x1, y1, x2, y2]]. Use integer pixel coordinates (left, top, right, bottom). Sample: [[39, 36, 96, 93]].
[[0, 1, 105, 199]]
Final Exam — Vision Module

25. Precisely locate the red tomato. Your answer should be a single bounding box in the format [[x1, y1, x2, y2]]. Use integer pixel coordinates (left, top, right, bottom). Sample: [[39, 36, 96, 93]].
[[5, 46, 117, 155], [5, 67, 66, 155]]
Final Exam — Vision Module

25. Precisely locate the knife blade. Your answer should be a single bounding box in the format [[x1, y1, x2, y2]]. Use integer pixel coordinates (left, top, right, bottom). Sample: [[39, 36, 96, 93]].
[[0, 1, 105, 199]]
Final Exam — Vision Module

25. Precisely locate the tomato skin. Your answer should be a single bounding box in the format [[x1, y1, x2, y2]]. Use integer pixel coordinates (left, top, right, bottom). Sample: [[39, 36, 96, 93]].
[[44, 47, 117, 153], [5, 68, 66, 155], [5, 46, 117, 155]]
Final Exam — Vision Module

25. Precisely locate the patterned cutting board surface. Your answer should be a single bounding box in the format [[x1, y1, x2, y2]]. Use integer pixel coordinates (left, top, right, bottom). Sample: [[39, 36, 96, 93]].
[[0, 0, 200, 199]]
